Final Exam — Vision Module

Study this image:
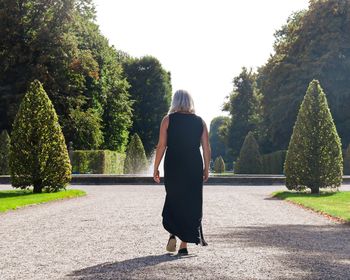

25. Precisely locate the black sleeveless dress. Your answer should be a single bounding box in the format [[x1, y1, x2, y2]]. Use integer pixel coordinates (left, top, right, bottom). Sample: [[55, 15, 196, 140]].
[[162, 112, 208, 246]]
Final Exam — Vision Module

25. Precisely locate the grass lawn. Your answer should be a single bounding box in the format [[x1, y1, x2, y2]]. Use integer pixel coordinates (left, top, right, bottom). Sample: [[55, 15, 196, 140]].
[[273, 191, 350, 222], [0, 189, 86, 213]]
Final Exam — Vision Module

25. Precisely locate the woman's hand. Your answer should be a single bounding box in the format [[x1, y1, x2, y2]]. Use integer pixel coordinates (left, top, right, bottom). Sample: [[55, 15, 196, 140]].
[[203, 168, 209, 182], [153, 169, 160, 183]]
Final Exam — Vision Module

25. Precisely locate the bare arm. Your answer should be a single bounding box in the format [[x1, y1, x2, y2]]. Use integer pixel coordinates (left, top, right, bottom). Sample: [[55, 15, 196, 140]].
[[153, 115, 169, 183], [201, 120, 211, 182]]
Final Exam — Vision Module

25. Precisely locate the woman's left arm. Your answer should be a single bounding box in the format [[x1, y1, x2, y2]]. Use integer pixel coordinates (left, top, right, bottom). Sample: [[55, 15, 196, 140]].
[[153, 115, 169, 183], [201, 120, 211, 182]]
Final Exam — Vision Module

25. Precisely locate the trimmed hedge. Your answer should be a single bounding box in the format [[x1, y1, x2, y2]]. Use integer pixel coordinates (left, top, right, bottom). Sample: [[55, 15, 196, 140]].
[[261, 150, 287, 174], [72, 150, 125, 174], [213, 156, 225, 173]]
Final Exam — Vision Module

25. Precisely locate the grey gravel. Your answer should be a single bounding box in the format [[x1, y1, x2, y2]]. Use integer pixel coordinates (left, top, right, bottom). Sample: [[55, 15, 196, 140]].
[[0, 184, 349, 280]]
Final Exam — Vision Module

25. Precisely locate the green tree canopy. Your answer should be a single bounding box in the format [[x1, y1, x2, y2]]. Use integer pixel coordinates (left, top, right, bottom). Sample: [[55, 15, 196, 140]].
[[0, 0, 133, 151], [209, 116, 229, 166], [123, 133, 148, 174], [235, 132, 262, 174], [123, 56, 172, 156], [284, 80, 343, 193], [258, 0, 350, 151], [0, 130, 11, 175], [10, 80, 72, 193], [223, 68, 261, 159]]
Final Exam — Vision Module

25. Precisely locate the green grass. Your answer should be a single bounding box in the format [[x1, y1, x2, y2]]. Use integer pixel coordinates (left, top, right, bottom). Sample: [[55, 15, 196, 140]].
[[273, 191, 350, 222], [0, 189, 86, 213]]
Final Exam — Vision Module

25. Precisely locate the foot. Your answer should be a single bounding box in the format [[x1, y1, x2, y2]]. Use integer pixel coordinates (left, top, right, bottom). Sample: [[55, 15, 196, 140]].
[[166, 234, 176, 252], [177, 247, 189, 256]]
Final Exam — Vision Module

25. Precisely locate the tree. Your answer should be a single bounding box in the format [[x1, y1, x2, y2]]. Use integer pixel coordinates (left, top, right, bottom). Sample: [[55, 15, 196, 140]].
[[223, 68, 261, 159], [258, 0, 350, 151], [0, 130, 11, 175], [213, 156, 225, 173], [209, 116, 229, 168], [123, 56, 172, 156], [235, 132, 262, 174], [9, 80, 72, 193], [0, 0, 133, 152], [284, 80, 343, 194], [73, 5, 133, 151], [123, 133, 148, 174]]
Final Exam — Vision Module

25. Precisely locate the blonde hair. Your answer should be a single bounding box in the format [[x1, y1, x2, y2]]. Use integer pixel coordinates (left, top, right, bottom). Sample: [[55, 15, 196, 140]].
[[168, 89, 195, 114]]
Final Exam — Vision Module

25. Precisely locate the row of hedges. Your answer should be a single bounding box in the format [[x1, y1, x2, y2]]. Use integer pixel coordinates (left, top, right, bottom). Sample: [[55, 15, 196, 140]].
[[72, 150, 125, 174], [261, 150, 287, 174]]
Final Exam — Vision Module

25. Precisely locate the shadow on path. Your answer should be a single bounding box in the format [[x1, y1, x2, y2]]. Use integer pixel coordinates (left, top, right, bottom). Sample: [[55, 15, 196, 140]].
[[67, 253, 197, 280], [208, 224, 350, 280]]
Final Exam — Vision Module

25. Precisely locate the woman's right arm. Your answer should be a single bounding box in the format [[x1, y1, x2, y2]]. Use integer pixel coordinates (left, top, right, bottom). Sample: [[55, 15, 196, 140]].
[[201, 120, 211, 182], [153, 115, 169, 183]]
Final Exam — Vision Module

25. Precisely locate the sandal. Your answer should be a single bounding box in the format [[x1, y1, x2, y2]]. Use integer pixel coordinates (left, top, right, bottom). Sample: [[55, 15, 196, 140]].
[[166, 234, 177, 252]]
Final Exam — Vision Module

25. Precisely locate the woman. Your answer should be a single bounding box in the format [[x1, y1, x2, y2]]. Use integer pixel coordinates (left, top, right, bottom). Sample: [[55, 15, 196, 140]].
[[153, 89, 211, 256]]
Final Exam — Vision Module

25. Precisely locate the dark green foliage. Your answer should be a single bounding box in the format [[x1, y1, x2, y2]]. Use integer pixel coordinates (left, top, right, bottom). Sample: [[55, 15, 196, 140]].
[[284, 80, 343, 193], [72, 150, 125, 174], [64, 108, 104, 150], [9, 80, 72, 193], [343, 144, 350, 175], [0, 130, 11, 175], [209, 116, 230, 168], [235, 132, 262, 174], [0, 0, 132, 152], [261, 150, 287, 174], [213, 156, 225, 173], [258, 0, 350, 151], [123, 56, 172, 155], [124, 133, 148, 174], [223, 68, 261, 159]]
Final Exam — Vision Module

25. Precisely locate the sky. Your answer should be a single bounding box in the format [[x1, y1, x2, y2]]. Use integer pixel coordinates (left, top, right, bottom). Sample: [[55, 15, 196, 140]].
[[94, 0, 309, 126]]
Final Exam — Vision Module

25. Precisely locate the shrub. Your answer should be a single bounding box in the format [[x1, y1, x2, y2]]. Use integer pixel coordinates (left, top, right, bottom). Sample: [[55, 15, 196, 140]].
[[0, 130, 11, 174], [261, 150, 287, 174], [9, 80, 72, 193], [124, 133, 148, 174], [213, 156, 225, 173], [235, 132, 262, 174], [284, 80, 342, 193], [72, 150, 125, 174]]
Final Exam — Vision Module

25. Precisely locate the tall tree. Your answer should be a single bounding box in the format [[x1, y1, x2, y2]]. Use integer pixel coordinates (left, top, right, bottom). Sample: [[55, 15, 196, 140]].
[[223, 68, 261, 159], [209, 116, 229, 167], [284, 80, 343, 194], [0, 0, 133, 151], [10, 81, 71, 193], [123, 56, 172, 156], [258, 0, 350, 151]]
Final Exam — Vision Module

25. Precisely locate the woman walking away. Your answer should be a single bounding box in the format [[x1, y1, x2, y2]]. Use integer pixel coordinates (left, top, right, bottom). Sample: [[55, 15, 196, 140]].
[[153, 89, 211, 256]]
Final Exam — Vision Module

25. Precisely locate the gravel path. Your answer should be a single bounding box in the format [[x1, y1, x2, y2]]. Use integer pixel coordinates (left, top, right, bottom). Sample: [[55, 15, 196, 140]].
[[0, 184, 349, 280]]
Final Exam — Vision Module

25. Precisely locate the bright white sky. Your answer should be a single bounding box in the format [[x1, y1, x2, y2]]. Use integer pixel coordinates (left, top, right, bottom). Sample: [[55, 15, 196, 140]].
[[94, 0, 309, 127]]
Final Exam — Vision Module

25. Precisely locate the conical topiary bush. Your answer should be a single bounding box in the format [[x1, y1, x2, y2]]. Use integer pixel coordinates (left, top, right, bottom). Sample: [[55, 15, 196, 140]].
[[343, 144, 350, 175], [235, 132, 262, 174], [284, 80, 342, 193], [10, 80, 72, 193], [123, 133, 148, 174], [213, 156, 225, 173], [0, 130, 11, 175]]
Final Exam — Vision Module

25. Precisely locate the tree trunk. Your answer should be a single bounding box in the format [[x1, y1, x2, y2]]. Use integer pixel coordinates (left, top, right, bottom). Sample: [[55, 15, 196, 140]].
[[311, 187, 319, 194], [33, 183, 42, 193]]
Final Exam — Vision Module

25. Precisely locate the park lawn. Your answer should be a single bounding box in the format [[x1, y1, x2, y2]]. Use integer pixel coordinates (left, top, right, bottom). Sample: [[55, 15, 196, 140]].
[[0, 189, 86, 213], [273, 191, 350, 222]]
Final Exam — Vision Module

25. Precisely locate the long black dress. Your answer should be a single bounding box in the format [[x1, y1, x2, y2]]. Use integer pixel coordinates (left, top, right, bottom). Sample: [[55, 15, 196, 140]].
[[162, 112, 208, 246]]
